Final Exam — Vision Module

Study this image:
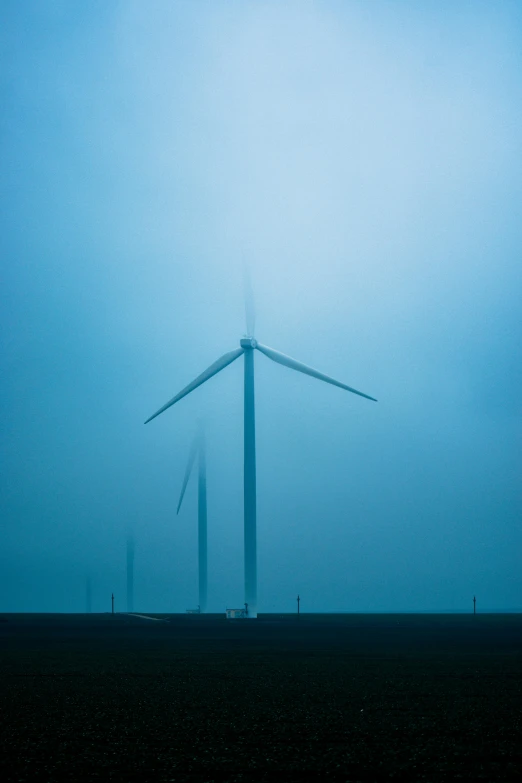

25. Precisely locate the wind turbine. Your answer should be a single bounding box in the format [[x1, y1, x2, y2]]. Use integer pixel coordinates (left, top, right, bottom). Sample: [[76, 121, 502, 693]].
[[145, 289, 377, 618], [126, 534, 134, 613], [176, 427, 208, 613]]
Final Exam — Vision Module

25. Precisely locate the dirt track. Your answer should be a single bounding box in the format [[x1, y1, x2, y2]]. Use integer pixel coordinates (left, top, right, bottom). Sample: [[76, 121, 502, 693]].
[[1, 613, 521, 781]]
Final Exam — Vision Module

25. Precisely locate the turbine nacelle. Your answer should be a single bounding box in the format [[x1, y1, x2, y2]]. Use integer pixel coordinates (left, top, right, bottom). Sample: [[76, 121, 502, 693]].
[[240, 337, 257, 349]]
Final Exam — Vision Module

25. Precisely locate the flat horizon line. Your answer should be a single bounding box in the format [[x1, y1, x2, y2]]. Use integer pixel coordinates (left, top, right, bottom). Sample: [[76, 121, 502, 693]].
[[2, 609, 521, 615]]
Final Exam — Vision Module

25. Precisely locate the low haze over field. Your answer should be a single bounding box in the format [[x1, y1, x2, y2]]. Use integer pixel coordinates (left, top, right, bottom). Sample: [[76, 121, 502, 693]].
[[1, 1, 521, 613]]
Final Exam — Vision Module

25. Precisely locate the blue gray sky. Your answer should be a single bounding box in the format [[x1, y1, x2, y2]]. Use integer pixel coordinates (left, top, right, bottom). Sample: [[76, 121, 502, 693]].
[[1, 1, 521, 612]]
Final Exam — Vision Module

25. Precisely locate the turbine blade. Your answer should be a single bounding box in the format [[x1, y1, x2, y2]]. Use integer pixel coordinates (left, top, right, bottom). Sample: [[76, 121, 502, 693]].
[[177, 436, 198, 514], [145, 347, 244, 424], [255, 343, 377, 402], [243, 262, 256, 336]]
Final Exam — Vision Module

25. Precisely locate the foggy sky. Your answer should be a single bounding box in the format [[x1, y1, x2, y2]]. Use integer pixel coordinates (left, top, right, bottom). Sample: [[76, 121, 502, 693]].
[[1, 1, 521, 613]]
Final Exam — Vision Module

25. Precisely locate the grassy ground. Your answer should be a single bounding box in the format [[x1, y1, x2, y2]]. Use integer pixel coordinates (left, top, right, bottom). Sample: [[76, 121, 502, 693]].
[[1, 613, 521, 781]]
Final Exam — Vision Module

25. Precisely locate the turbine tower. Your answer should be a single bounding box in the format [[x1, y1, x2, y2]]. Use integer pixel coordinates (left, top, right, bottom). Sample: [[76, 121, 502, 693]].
[[86, 576, 92, 614], [145, 291, 377, 618], [177, 427, 208, 613], [126, 534, 134, 613]]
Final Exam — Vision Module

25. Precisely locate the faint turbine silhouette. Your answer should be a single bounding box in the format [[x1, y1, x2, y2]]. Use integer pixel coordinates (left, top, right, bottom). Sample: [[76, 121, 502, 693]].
[[177, 426, 208, 613]]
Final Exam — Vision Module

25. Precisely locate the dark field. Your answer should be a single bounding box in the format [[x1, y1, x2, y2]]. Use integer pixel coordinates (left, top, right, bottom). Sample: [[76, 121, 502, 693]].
[[1, 613, 521, 782]]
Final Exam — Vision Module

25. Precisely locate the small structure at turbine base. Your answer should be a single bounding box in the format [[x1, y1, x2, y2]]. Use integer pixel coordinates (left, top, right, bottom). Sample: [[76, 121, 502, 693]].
[[186, 606, 201, 614], [226, 608, 247, 619], [226, 603, 250, 620]]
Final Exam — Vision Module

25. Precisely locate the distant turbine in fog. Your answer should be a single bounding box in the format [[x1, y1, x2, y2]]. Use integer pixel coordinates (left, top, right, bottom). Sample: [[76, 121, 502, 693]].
[[127, 535, 134, 613], [145, 279, 377, 617], [177, 427, 208, 613], [86, 576, 92, 614]]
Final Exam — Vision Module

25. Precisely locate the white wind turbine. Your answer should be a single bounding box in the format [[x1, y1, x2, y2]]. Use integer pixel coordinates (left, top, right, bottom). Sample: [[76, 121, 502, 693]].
[[145, 284, 377, 617]]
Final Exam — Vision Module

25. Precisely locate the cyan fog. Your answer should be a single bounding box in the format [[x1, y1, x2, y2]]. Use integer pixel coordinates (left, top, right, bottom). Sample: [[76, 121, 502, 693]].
[[1, 1, 521, 613]]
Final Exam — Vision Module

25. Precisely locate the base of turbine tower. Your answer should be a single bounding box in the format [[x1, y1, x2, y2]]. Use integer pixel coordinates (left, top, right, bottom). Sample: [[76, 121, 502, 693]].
[[225, 603, 257, 620]]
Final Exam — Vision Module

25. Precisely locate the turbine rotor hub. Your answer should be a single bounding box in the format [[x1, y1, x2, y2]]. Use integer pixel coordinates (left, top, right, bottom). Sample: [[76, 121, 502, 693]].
[[240, 337, 257, 349]]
